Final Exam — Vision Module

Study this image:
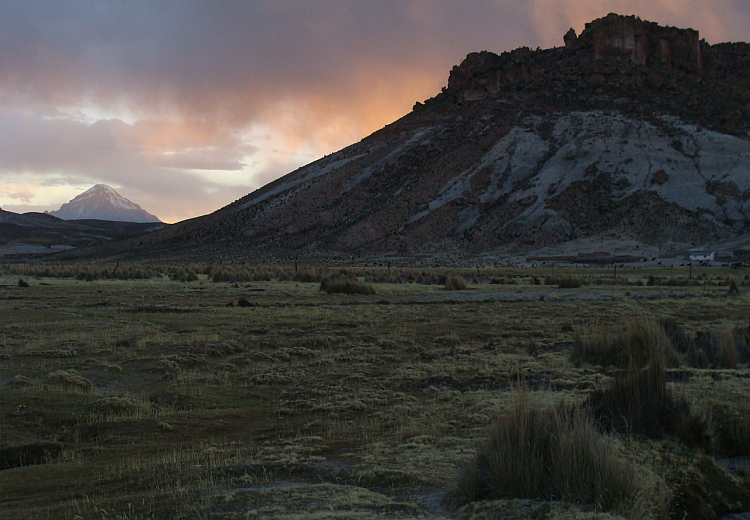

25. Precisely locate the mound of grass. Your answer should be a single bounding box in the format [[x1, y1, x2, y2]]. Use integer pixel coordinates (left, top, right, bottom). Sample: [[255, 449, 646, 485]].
[[457, 395, 666, 517], [444, 274, 467, 291], [319, 274, 376, 295]]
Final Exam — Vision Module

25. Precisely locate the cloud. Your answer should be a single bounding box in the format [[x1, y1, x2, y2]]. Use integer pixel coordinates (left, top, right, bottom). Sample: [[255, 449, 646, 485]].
[[2, 2, 747, 127], [0, 1, 748, 222], [0, 185, 34, 202], [0, 108, 254, 222]]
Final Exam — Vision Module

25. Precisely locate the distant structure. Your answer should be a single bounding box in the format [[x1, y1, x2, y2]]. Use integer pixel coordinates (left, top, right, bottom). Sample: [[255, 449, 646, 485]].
[[689, 250, 716, 262]]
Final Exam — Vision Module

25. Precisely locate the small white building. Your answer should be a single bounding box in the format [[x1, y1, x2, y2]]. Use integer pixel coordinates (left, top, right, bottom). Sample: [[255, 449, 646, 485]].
[[689, 251, 716, 262]]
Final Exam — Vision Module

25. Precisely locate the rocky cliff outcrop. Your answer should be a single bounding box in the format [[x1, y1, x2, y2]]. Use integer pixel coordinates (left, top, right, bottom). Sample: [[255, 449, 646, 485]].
[[577, 13, 702, 71], [443, 14, 750, 138]]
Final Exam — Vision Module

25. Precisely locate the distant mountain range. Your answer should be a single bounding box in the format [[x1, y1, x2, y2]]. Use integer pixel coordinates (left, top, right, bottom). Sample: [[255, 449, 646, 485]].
[[0, 208, 164, 254], [48, 14, 750, 262], [49, 184, 161, 223]]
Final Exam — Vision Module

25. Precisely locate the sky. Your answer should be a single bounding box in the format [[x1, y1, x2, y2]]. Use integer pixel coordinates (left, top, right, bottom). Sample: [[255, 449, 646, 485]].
[[1, 1, 749, 223]]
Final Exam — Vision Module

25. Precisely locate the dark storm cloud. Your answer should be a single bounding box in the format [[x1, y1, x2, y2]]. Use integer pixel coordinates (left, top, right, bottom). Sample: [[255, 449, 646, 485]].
[[0, 1, 560, 128], [1, 1, 749, 222]]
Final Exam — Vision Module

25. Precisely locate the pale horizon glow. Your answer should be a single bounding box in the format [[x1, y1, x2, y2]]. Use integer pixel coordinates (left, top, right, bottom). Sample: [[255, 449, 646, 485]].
[[1, 1, 749, 224]]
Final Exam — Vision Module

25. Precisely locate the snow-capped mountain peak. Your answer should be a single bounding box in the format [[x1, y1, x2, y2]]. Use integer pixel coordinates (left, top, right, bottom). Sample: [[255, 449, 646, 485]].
[[50, 185, 161, 223]]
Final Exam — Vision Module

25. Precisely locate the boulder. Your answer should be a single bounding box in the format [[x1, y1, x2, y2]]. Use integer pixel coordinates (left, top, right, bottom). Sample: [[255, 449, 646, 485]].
[[564, 28, 578, 49], [653, 170, 669, 185]]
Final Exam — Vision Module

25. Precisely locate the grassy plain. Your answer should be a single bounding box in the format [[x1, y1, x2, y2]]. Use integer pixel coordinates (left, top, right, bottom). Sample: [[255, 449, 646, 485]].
[[0, 264, 749, 519]]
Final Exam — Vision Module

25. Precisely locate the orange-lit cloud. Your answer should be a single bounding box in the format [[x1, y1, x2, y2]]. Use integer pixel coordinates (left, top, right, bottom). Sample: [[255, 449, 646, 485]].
[[0, 184, 34, 203], [0, 1, 748, 223]]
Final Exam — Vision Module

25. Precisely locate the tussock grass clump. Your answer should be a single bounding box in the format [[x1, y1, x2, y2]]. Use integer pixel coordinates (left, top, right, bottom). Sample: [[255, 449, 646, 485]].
[[705, 403, 750, 457], [457, 396, 665, 517], [444, 274, 467, 291], [589, 359, 700, 440], [46, 369, 93, 391], [678, 325, 750, 369], [573, 316, 673, 368], [556, 274, 584, 288], [294, 267, 322, 283], [319, 274, 376, 295], [169, 267, 200, 282], [576, 317, 750, 370], [728, 277, 740, 296], [544, 274, 585, 288]]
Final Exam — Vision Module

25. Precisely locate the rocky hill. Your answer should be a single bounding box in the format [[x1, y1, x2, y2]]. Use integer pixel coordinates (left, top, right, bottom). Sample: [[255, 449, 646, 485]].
[[50, 185, 161, 223], [67, 14, 750, 262]]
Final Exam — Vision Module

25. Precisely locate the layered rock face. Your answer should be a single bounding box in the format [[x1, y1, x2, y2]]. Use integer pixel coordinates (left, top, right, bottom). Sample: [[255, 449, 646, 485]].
[[580, 13, 702, 71]]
